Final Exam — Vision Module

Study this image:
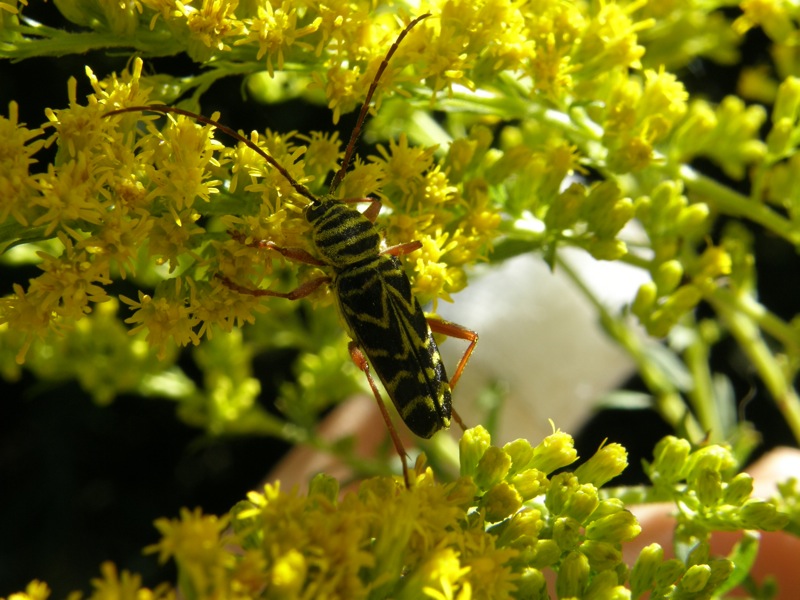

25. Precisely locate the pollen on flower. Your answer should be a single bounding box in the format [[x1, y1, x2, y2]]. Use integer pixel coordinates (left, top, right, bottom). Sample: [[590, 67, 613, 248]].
[[28, 234, 113, 319], [147, 212, 206, 273], [43, 77, 108, 158], [461, 536, 519, 599], [320, 66, 360, 124], [181, 0, 242, 54], [88, 59, 152, 109], [227, 465, 535, 599], [139, 114, 223, 211], [236, 2, 321, 75], [0, 284, 51, 364], [148, 507, 231, 566], [236, 129, 313, 205], [418, 229, 458, 264], [578, 0, 651, 71], [10, 426, 702, 598], [86, 206, 153, 279], [640, 68, 689, 139], [416, 548, 471, 600], [466, 208, 501, 238], [411, 230, 463, 302], [421, 167, 458, 208], [375, 134, 436, 196], [192, 275, 265, 338], [0, 235, 112, 365], [120, 284, 200, 359], [32, 155, 108, 237], [601, 67, 689, 173], [337, 157, 384, 200]]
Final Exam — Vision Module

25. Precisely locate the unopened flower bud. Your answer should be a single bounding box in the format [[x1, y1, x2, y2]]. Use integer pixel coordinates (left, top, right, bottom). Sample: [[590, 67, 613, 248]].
[[692, 467, 723, 506], [631, 543, 663, 597], [585, 509, 641, 544], [515, 568, 548, 600], [685, 445, 737, 481], [308, 473, 339, 504], [556, 550, 590, 599], [475, 446, 512, 489], [740, 500, 789, 531], [575, 443, 628, 487], [773, 76, 800, 123], [531, 431, 578, 474], [563, 484, 600, 522], [677, 203, 710, 234], [531, 539, 561, 569], [581, 540, 622, 571], [460, 426, 492, 478], [587, 571, 627, 600], [553, 516, 582, 551], [481, 481, 522, 522], [504, 438, 535, 474], [547, 473, 578, 515], [650, 436, 691, 485], [496, 508, 543, 547], [511, 468, 548, 501], [655, 558, 685, 588], [653, 260, 683, 295], [632, 282, 657, 319], [679, 564, 711, 593]]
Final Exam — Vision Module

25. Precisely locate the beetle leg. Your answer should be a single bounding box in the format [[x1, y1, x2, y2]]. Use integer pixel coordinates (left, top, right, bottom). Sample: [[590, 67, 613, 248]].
[[348, 341, 411, 488], [426, 318, 479, 432], [339, 197, 382, 223], [426, 318, 479, 390], [217, 273, 331, 300], [228, 229, 326, 266], [360, 198, 382, 223], [383, 240, 423, 257]]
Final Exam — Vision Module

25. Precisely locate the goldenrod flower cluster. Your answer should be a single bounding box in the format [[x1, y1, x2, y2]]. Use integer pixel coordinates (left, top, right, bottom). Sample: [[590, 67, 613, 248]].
[[2, 0, 797, 441], [3, 428, 792, 599], [2, 0, 800, 595], [0, 49, 499, 364]]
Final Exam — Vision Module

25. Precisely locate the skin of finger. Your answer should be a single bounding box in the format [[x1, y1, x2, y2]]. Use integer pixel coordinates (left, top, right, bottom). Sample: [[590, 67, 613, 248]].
[[266, 394, 406, 492]]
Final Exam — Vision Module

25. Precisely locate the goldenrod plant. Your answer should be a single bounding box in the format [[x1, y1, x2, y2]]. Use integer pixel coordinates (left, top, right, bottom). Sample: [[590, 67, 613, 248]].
[[1, 0, 800, 598]]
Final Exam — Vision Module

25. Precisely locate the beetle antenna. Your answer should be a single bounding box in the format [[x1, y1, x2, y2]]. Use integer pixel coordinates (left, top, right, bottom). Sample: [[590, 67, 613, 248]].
[[328, 13, 430, 194]]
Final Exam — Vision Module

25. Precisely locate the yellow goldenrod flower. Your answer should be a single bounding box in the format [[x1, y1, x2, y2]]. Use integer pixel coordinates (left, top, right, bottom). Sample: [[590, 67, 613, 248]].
[[149, 506, 231, 565], [236, 2, 321, 76], [121, 281, 201, 359], [89, 562, 174, 600], [0, 101, 43, 227], [3, 581, 50, 600]]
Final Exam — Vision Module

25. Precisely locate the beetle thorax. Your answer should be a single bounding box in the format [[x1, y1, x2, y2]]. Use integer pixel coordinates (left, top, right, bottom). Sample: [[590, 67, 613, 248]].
[[305, 197, 381, 269]]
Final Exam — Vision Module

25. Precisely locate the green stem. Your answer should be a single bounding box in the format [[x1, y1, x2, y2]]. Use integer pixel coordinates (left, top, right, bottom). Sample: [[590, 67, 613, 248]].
[[556, 257, 705, 441], [679, 165, 800, 247], [709, 291, 800, 444], [709, 287, 800, 354], [2, 24, 179, 59], [682, 317, 726, 442]]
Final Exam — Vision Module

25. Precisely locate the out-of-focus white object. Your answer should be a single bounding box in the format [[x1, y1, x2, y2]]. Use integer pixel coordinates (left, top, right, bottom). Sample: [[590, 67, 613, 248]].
[[438, 248, 649, 443]]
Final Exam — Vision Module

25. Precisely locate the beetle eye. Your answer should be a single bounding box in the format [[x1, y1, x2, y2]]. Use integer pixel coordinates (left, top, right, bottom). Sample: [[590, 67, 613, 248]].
[[305, 203, 321, 223]]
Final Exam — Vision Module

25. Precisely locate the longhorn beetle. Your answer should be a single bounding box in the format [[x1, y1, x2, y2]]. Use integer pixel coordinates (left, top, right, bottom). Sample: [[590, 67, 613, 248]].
[[106, 13, 478, 487]]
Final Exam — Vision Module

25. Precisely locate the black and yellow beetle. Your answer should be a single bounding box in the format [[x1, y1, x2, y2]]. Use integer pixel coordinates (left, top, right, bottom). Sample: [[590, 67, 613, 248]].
[[107, 14, 478, 486]]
